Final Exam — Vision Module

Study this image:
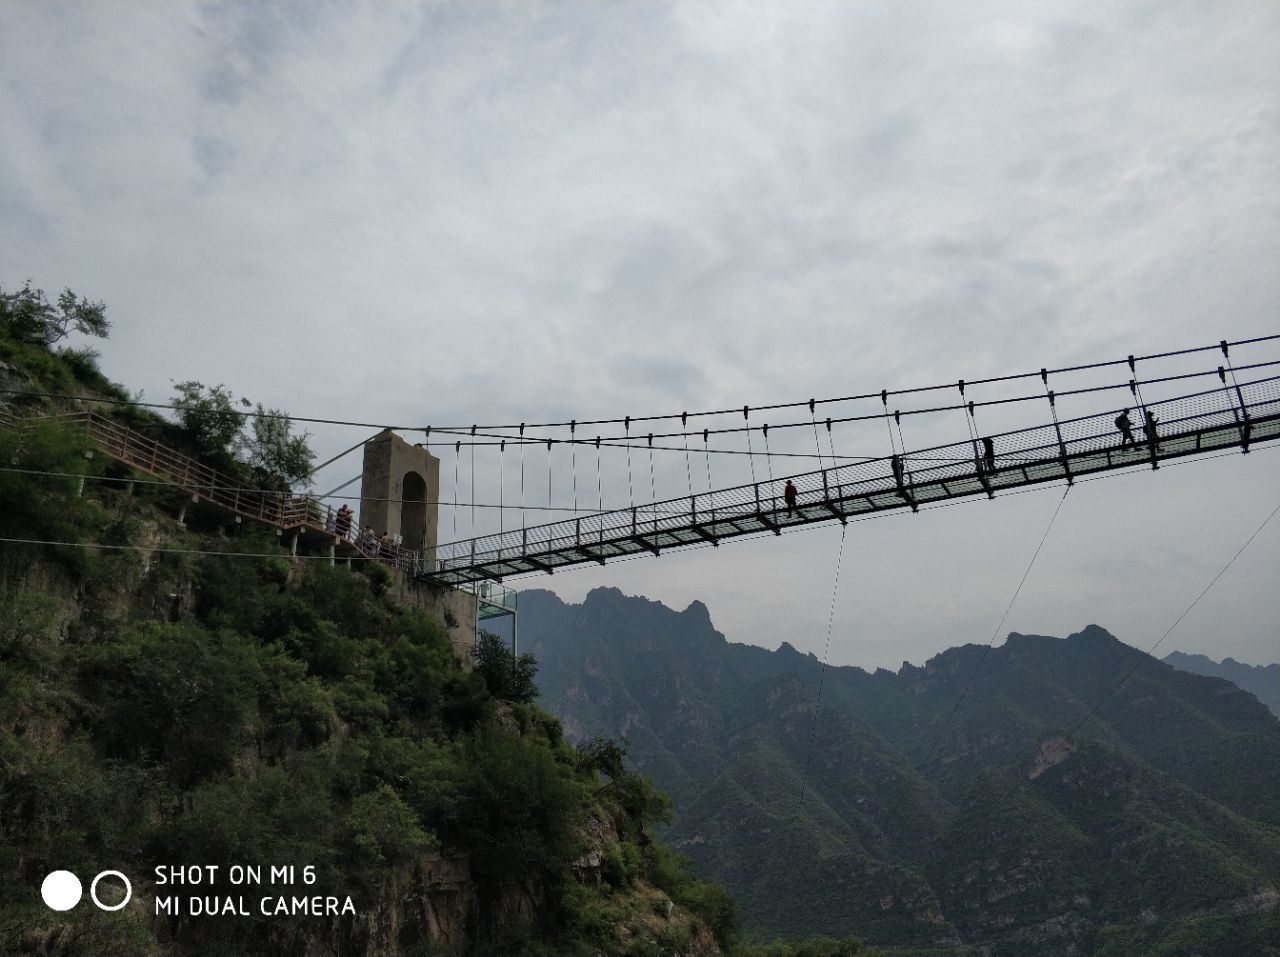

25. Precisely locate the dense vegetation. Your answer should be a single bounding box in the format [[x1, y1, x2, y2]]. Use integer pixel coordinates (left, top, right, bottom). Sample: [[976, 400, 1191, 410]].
[[524, 587, 1280, 956]]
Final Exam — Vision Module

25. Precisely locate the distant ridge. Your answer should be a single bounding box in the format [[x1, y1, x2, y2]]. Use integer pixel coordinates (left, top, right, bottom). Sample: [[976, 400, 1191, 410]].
[[524, 586, 1280, 954], [1164, 650, 1280, 717]]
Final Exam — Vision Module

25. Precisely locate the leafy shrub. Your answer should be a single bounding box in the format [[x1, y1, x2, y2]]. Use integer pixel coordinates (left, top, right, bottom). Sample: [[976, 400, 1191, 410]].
[[580, 737, 672, 837], [645, 844, 740, 948], [456, 726, 585, 884], [601, 841, 641, 891], [55, 344, 98, 378], [0, 418, 110, 576], [346, 782, 436, 867], [76, 623, 263, 787], [474, 628, 540, 703]]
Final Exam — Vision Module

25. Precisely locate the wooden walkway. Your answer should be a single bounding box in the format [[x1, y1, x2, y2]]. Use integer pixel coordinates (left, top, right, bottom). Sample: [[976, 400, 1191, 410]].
[[4, 409, 411, 568]]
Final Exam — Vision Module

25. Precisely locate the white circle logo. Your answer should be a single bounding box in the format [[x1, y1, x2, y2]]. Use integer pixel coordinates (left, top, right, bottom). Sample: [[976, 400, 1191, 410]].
[[90, 871, 132, 912], [41, 871, 82, 911]]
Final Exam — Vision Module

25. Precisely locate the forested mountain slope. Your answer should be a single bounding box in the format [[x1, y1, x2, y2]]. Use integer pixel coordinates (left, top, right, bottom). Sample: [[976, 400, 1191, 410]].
[[524, 587, 1280, 956]]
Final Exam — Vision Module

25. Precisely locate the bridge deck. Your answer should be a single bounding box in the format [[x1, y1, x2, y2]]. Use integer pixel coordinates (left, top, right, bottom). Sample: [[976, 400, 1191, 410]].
[[421, 375, 1280, 587]]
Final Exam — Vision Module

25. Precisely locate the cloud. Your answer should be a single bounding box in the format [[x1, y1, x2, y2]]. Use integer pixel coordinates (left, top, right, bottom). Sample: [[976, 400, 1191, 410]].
[[2, 0, 1277, 667]]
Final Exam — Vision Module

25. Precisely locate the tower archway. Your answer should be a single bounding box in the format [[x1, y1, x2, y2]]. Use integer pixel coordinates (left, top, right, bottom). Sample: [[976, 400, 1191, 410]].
[[402, 470, 428, 551]]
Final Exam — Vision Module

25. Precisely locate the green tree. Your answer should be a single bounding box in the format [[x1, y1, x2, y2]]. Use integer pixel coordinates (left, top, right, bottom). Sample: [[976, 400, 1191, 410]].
[[578, 737, 672, 832], [171, 380, 248, 461], [474, 629, 540, 703], [0, 282, 109, 347], [457, 726, 583, 882], [242, 403, 314, 488]]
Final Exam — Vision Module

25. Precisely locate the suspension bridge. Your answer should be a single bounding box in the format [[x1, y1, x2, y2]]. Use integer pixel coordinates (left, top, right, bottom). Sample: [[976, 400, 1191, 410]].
[[424, 367, 1279, 586], [4, 336, 1277, 598]]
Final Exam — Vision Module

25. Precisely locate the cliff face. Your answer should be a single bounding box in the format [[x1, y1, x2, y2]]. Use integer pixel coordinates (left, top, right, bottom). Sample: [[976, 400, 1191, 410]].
[[523, 587, 1280, 954]]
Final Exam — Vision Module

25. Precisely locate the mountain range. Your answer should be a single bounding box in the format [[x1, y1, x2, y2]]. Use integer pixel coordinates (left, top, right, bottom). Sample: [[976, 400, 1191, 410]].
[[521, 586, 1280, 955], [1162, 650, 1279, 718]]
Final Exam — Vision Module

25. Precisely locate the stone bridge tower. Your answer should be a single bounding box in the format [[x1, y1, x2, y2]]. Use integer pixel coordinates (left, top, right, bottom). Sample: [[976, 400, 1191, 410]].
[[358, 430, 477, 661], [359, 429, 440, 566]]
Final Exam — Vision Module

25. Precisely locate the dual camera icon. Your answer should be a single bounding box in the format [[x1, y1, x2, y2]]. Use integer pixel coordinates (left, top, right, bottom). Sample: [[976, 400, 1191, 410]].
[[41, 870, 132, 912]]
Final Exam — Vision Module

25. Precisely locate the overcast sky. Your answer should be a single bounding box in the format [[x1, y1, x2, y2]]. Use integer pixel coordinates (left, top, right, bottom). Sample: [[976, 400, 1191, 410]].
[[3, 1, 1278, 671]]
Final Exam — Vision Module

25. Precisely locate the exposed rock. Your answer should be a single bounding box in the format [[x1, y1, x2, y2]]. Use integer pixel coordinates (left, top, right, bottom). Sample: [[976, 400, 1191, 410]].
[[1027, 736, 1077, 779]]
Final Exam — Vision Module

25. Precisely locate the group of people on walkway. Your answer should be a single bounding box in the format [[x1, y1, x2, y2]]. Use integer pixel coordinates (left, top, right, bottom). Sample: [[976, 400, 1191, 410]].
[[326, 503, 399, 558], [770, 403, 1162, 520], [1115, 408, 1159, 448]]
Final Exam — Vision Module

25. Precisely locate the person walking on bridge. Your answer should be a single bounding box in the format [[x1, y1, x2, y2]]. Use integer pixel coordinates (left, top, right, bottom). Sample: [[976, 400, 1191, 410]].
[[1115, 409, 1137, 448], [1144, 409, 1160, 446], [783, 479, 798, 516]]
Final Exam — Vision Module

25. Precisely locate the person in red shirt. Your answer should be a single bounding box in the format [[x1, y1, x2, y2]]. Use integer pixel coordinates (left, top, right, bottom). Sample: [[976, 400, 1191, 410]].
[[783, 480, 798, 516]]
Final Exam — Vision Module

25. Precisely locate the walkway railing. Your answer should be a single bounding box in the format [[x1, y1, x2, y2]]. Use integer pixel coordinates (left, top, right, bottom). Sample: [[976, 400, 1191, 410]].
[[423, 372, 1280, 586], [2, 408, 423, 569]]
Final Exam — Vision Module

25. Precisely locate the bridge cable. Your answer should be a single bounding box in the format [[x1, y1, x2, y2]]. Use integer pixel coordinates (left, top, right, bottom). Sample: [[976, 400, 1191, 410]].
[[1220, 340, 1252, 452], [702, 429, 714, 495], [959, 380, 982, 459], [303, 432, 383, 484], [416, 333, 1280, 433], [682, 413, 693, 498], [881, 390, 899, 457], [892, 407, 918, 510], [519, 424, 527, 535], [916, 485, 1072, 772], [469, 427, 477, 537], [809, 399, 826, 471], [744, 406, 757, 486], [498, 440, 505, 536], [647, 433, 657, 533], [452, 442, 460, 539], [429, 360, 1280, 451], [570, 420, 579, 516], [546, 438, 554, 516], [762, 424, 776, 492], [5, 334, 1274, 440], [625, 417, 635, 509], [1063, 496, 1280, 736], [797, 522, 849, 809], [596, 436, 604, 546], [317, 474, 361, 499]]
